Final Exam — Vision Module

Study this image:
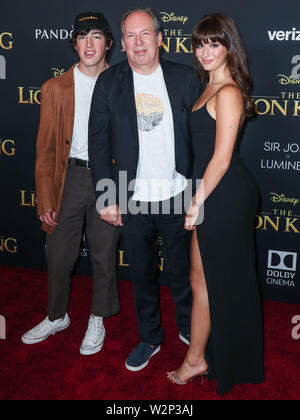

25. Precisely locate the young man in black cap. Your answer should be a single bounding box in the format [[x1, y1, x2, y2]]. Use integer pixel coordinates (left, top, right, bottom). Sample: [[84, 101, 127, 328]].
[[22, 12, 120, 356]]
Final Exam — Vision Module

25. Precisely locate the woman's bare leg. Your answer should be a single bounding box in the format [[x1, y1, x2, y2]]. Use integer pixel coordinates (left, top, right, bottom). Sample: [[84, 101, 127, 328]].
[[171, 230, 211, 381]]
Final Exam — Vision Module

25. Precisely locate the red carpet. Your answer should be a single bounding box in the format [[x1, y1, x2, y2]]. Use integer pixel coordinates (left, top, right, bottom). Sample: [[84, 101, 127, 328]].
[[0, 265, 299, 400]]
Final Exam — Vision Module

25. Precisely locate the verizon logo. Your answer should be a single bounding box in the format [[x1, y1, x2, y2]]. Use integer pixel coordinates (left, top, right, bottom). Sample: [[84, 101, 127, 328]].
[[268, 28, 300, 41]]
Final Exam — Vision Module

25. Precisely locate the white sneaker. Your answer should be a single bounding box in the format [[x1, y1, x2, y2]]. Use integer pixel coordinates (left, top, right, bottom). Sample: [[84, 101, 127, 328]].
[[80, 315, 106, 356], [21, 314, 70, 345]]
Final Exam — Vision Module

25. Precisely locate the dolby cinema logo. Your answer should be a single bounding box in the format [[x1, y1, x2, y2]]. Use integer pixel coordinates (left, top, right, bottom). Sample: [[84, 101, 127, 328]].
[[266, 250, 297, 288]]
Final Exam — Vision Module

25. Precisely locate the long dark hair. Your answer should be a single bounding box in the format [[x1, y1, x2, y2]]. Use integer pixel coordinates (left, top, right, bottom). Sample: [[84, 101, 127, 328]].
[[191, 13, 255, 117]]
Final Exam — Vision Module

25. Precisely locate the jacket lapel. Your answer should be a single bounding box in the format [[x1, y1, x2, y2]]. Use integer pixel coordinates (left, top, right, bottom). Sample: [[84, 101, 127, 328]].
[[118, 62, 139, 153], [60, 64, 76, 142], [160, 59, 182, 147]]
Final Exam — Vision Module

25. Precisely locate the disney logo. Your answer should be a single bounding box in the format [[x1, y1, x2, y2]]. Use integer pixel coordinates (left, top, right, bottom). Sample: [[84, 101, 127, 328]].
[[52, 68, 65, 78], [278, 74, 300, 85], [270, 192, 299, 207], [160, 12, 189, 25]]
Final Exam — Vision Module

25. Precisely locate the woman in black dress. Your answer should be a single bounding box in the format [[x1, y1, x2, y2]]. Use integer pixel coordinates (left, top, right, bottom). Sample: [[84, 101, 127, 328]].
[[167, 13, 265, 395]]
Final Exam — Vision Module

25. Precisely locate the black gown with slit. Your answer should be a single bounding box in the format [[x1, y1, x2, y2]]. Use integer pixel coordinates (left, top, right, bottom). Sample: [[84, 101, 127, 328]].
[[190, 86, 265, 395]]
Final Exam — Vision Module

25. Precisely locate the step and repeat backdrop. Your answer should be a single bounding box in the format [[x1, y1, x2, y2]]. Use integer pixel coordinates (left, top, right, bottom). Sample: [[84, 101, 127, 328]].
[[0, 0, 299, 303]]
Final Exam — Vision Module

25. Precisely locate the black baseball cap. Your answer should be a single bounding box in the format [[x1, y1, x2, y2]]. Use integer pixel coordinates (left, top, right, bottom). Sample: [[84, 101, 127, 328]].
[[74, 12, 112, 34]]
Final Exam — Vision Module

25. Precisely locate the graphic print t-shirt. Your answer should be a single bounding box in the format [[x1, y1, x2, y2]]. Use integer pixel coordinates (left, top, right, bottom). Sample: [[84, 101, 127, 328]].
[[132, 65, 187, 202]]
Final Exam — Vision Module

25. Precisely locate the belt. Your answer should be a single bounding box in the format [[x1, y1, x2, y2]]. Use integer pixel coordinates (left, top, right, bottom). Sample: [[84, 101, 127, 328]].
[[69, 158, 90, 169]]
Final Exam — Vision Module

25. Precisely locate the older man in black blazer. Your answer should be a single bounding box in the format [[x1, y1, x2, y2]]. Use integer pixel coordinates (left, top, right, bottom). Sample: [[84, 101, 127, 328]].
[[89, 7, 202, 371]]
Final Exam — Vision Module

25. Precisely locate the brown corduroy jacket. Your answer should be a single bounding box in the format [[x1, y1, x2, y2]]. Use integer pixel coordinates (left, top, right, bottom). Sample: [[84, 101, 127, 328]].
[[35, 64, 76, 234]]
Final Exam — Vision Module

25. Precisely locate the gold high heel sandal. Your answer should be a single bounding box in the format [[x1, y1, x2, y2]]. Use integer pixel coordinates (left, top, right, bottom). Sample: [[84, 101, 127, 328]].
[[166, 369, 210, 385]]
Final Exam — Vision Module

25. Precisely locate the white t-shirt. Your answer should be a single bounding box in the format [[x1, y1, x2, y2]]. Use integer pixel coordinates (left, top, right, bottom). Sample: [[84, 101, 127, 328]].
[[132, 65, 187, 202], [70, 64, 97, 161]]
